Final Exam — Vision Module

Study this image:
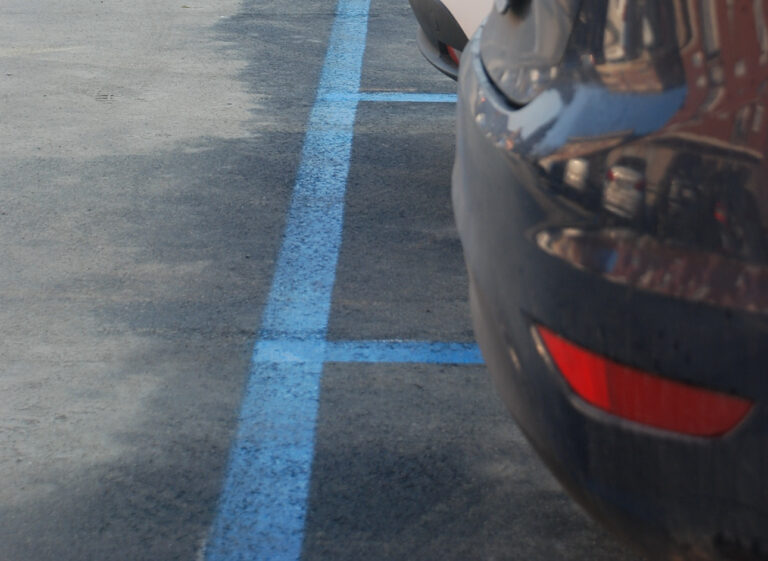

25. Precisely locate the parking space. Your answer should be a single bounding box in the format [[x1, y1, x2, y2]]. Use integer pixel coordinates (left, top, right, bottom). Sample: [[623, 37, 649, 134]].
[[1, 0, 646, 560], [329, 102, 469, 341], [360, 1, 454, 94], [303, 362, 631, 561]]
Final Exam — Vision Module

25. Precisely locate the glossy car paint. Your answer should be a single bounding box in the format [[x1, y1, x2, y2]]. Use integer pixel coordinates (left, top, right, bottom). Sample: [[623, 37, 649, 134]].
[[453, 1, 768, 559]]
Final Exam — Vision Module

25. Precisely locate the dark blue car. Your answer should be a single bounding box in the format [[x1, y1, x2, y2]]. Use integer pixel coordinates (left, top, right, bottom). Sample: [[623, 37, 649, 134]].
[[453, 1, 768, 559]]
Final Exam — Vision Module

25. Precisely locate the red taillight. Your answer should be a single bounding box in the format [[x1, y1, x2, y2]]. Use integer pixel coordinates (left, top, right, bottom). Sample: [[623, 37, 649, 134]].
[[714, 201, 728, 224], [536, 326, 752, 437], [446, 45, 461, 67]]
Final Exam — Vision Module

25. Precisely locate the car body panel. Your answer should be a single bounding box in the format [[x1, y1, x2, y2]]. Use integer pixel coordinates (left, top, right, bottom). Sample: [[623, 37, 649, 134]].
[[453, 1, 768, 559]]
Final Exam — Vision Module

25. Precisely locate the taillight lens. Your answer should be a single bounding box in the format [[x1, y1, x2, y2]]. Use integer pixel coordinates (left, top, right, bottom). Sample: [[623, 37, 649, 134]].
[[536, 326, 752, 437], [446, 45, 461, 67]]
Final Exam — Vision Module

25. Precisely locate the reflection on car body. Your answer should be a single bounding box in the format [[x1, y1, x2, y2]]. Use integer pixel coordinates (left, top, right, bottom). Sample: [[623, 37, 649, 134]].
[[452, 0, 768, 559], [602, 161, 646, 220]]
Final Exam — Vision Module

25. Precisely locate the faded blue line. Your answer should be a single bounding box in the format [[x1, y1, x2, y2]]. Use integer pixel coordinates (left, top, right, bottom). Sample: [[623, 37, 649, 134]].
[[319, 92, 457, 103], [322, 92, 456, 103], [256, 339, 483, 364], [204, 0, 370, 559], [359, 92, 457, 103], [326, 340, 482, 363]]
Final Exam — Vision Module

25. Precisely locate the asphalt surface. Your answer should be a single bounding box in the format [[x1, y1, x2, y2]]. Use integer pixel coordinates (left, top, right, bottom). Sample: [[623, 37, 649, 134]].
[[1, 1, 646, 560]]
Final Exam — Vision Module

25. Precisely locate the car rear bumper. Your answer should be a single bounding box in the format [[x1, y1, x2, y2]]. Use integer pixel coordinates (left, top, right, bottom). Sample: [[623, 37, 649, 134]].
[[415, 27, 458, 81], [408, 0, 467, 80], [408, 0, 467, 50], [453, 31, 768, 561]]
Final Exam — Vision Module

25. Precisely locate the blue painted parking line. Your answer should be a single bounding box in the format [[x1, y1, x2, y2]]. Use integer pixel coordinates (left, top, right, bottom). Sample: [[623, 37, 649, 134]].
[[325, 340, 481, 363], [204, 0, 371, 558], [255, 339, 483, 364], [320, 92, 457, 103], [358, 92, 457, 103], [206, 1, 472, 559]]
